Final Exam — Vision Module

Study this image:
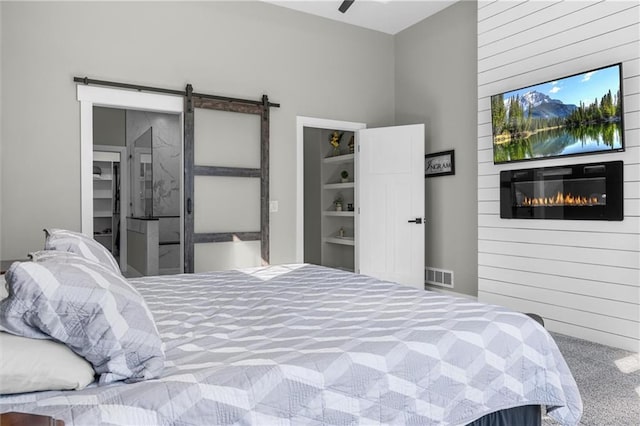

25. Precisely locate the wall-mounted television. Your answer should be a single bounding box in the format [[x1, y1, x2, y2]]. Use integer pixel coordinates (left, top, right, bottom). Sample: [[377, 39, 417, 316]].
[[491, 63, 624, 164]]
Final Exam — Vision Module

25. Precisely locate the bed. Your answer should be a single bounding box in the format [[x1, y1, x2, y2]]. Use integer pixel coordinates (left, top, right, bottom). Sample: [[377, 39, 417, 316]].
[[0, 231, 582, 426], [1, 256, 582, 425]]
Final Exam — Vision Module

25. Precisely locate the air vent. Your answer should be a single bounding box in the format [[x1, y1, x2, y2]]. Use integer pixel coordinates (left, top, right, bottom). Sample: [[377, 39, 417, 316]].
[[425, 266, 454, 288]]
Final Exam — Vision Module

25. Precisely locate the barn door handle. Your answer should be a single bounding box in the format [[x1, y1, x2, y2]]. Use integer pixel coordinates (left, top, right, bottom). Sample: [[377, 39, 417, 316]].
[[408, 218, 422, 224], [187, 198, 193, 214]]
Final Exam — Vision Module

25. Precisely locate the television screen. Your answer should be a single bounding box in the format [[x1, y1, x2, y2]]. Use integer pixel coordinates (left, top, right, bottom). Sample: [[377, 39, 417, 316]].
[[491, 63, 624, 164]]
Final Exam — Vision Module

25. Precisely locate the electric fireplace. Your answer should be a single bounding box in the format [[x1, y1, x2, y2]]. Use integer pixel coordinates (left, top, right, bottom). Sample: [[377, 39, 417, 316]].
[[500, 161, 623, 220]]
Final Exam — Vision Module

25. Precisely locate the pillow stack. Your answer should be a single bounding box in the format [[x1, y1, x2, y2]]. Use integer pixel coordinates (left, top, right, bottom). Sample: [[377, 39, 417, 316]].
[[43, 228, 122, 275], [0, 332, 96, 394], [0, 229, 165, 394]]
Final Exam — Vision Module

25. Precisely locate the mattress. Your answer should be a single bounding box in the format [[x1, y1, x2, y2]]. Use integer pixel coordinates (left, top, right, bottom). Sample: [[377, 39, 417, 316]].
[[0, 263, 582, 425]]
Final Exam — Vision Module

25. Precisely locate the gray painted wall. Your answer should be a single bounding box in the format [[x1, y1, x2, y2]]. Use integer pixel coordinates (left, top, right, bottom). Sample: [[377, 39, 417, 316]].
[[394, 1, 478, 296], [94, 107, 125, 147], [0, 1, 395, 260], [0, 2, 3, 261], [303, 127, 322, 265]]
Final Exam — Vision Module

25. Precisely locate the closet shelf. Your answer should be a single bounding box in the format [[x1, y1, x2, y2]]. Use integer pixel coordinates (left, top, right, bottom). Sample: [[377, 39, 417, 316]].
[[323, 211, 355, 217], [93, 175, 113, 181], [93, 211, 113, 218], [323, 182, 354, 190], [93, 189, 112, 199], [317, 130, 356, 273], [323, 153, 355, 164], [324, 236, 355, 246], [93, 156, 118, 256]]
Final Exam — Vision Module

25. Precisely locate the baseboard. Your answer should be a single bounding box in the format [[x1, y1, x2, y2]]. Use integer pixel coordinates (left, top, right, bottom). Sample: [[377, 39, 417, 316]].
[[425, 284, 477, 301]]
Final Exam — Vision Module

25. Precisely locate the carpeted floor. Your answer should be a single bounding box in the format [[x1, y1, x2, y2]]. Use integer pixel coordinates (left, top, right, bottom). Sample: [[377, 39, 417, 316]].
[[542, 332, 640, 426]]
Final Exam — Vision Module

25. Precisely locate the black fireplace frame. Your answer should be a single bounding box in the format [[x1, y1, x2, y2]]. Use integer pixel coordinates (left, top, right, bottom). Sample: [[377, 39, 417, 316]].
[[500, 161, 623, 221]]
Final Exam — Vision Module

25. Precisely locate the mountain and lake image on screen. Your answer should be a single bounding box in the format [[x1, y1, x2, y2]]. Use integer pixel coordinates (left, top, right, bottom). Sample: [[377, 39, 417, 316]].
[[491, 63, 624, 164]]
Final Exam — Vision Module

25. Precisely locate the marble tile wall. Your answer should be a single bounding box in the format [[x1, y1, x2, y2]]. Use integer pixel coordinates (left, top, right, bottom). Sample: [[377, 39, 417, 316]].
[[126, 110, 181, 273], [126, 110, 181, 217]]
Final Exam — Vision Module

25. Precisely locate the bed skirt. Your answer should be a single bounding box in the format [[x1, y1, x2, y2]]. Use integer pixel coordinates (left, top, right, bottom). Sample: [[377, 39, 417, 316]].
[[468, 405, 541, 426]]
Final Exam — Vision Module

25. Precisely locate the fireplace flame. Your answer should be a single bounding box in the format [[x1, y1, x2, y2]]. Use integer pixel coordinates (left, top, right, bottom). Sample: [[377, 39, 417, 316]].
[[522, 192, 600, 207]]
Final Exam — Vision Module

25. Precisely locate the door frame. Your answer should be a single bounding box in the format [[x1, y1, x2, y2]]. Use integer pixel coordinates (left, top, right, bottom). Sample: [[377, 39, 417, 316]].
[[295, 116, 366, 263], [77, 85, 184, 271]]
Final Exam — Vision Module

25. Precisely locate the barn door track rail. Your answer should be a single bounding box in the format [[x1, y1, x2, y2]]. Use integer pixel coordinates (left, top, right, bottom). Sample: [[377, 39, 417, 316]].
[[74, 76, 280, 273]]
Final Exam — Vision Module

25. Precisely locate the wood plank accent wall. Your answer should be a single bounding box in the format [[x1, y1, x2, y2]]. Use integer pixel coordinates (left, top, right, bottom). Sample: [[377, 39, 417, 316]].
[[477, 1, 640, 352]]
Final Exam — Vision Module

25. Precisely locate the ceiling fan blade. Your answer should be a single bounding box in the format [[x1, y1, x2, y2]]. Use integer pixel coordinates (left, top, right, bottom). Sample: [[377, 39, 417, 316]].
[[338, 0, 355, 13]]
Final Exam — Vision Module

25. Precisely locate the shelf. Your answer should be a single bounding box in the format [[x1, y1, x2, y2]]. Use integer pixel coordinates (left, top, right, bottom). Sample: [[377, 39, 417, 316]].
[[319, 138, 356, 272], [324, 236, 355, 246], [323, 153, 355, 164], [323, 182, 354, 190], [93, 212, 113, 218], [93, 174, 113, 181], [94, 233, 113, 238], [93, 189, 112, 199], [323, 211, 355, 217]]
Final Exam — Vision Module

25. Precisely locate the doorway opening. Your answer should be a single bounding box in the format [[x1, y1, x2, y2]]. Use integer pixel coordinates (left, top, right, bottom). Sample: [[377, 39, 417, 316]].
[[296, 116, 366, 272], [297, 118, 426, 288], [78, 85, 184, 276], [93, 107, 182, 276]]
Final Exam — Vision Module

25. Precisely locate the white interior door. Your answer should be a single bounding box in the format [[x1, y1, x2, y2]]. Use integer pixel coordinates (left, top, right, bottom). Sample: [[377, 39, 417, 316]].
[[358, 124, 425, 289]]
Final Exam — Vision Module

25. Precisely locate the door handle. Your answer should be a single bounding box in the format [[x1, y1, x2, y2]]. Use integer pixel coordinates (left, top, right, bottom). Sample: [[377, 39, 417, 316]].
[[187, 198, 193, 215], [408, 218, 422, 224]]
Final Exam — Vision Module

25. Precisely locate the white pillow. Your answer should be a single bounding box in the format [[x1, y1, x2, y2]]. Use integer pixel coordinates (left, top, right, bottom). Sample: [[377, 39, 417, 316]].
[[0, 254, 165, 385], [0, 332, 95, 394]]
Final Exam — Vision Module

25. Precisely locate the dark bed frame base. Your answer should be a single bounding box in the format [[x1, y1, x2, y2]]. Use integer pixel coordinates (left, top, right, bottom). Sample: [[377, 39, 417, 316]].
[[467, 405, 541, 426], [467, 313, 544, 425]]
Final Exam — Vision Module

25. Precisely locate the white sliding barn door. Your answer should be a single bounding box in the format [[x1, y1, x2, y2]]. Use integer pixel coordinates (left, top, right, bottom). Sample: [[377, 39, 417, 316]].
[[358, 124, 425, 289]]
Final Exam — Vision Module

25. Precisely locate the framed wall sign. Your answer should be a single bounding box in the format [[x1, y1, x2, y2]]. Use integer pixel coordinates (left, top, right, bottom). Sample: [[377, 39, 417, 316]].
[[425, 150, 455, 177]]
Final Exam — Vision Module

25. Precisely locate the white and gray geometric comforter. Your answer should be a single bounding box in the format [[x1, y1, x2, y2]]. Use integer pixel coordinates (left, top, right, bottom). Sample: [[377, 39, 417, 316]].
[[0, 264, 582, 425]]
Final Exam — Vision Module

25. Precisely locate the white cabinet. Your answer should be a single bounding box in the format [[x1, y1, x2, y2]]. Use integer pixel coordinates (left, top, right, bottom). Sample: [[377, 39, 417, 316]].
[[320, 143, 356, 272]]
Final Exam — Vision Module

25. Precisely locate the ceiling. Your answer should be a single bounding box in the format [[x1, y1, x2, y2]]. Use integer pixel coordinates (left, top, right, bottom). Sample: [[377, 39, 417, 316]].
[[261, 0, 458, 35]]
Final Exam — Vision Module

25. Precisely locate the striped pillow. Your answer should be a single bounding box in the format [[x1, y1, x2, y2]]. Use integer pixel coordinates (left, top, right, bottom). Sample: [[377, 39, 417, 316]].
[[44, 228, 121, 275], [0, 253, 165, 384]]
